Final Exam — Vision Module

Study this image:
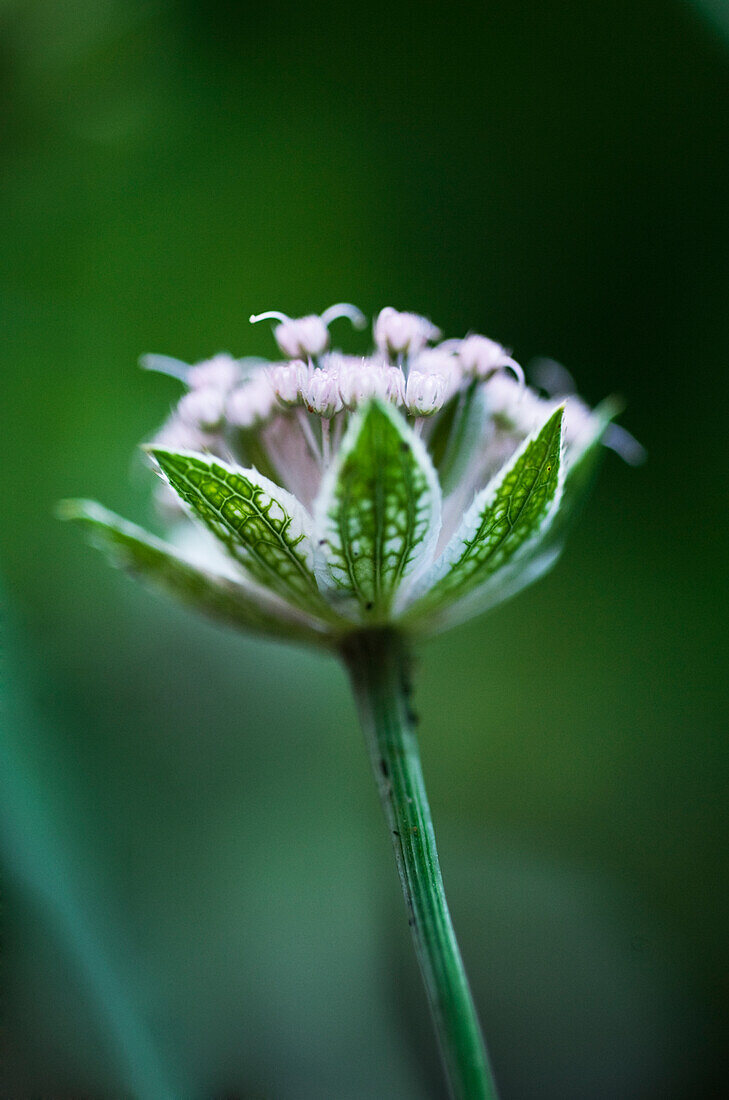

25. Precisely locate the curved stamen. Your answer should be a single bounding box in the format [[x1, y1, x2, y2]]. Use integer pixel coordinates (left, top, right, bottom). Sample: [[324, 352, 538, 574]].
[[499, 356, 526, 392], [139, 354, 190, 382], [320, 303, 367, 329], [604, 424, 647, 466], [249, 310, 291, 325]]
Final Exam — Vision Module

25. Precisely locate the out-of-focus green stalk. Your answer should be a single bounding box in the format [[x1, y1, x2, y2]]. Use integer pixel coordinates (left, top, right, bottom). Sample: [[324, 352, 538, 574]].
[[342, 629, 498, 1100], [0, 608, 177, 1100]]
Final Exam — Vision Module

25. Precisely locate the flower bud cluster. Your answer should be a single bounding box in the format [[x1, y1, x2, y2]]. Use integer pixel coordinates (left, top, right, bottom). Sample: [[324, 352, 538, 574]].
[[146, 306, 605, 517], [223, 349, 461, 424], [262, 352, 459, 418]]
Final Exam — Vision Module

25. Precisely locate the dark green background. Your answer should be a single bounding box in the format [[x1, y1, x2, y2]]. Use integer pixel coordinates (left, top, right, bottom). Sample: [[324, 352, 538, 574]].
[[2, 1, 727, 1096]]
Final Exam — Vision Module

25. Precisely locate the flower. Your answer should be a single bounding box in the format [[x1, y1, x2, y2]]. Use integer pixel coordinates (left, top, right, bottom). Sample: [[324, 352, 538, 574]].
[[60, 305, 633, 649]]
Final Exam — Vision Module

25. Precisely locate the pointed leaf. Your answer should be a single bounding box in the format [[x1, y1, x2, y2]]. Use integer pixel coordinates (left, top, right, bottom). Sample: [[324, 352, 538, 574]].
[[314, 399, 441, 620], [58, 500, 330, 646], [149, 450, 332, 619], [409, 401, 618, 634], [407, 406, 564, 616], [408, 542, 564, 636], [540, 397, 619, 552]]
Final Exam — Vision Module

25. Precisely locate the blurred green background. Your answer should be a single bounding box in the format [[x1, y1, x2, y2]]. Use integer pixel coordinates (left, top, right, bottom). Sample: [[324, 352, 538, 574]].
[[2, 1, 728, 1096]]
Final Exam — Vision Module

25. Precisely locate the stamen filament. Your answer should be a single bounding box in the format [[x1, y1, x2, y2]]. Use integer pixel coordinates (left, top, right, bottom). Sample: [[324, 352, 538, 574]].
[[500, 357, 525, 390], [296, 407, 323, 466], [331, 414, 346, 453], [320, 303, 367, 329], [249, 310, 291, 325], [321, 418, 331, 466]]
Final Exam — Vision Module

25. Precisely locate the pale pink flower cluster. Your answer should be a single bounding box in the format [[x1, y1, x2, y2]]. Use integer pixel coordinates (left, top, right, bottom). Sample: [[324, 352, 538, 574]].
[[147, 306, 602, 516]]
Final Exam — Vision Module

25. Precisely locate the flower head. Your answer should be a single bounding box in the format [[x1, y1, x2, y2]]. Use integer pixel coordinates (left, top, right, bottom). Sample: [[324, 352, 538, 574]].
[[374, 307, 441, 357], [62, 305, 634, 649]]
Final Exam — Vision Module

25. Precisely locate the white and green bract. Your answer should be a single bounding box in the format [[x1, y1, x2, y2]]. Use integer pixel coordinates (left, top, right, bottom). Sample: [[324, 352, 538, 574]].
[[314, 401, 441, 619], [61, 307, 623, 648]]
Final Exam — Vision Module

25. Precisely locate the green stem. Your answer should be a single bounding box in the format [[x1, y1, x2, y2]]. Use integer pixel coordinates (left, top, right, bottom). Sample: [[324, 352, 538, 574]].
[[341, 628, 499, 1100]]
